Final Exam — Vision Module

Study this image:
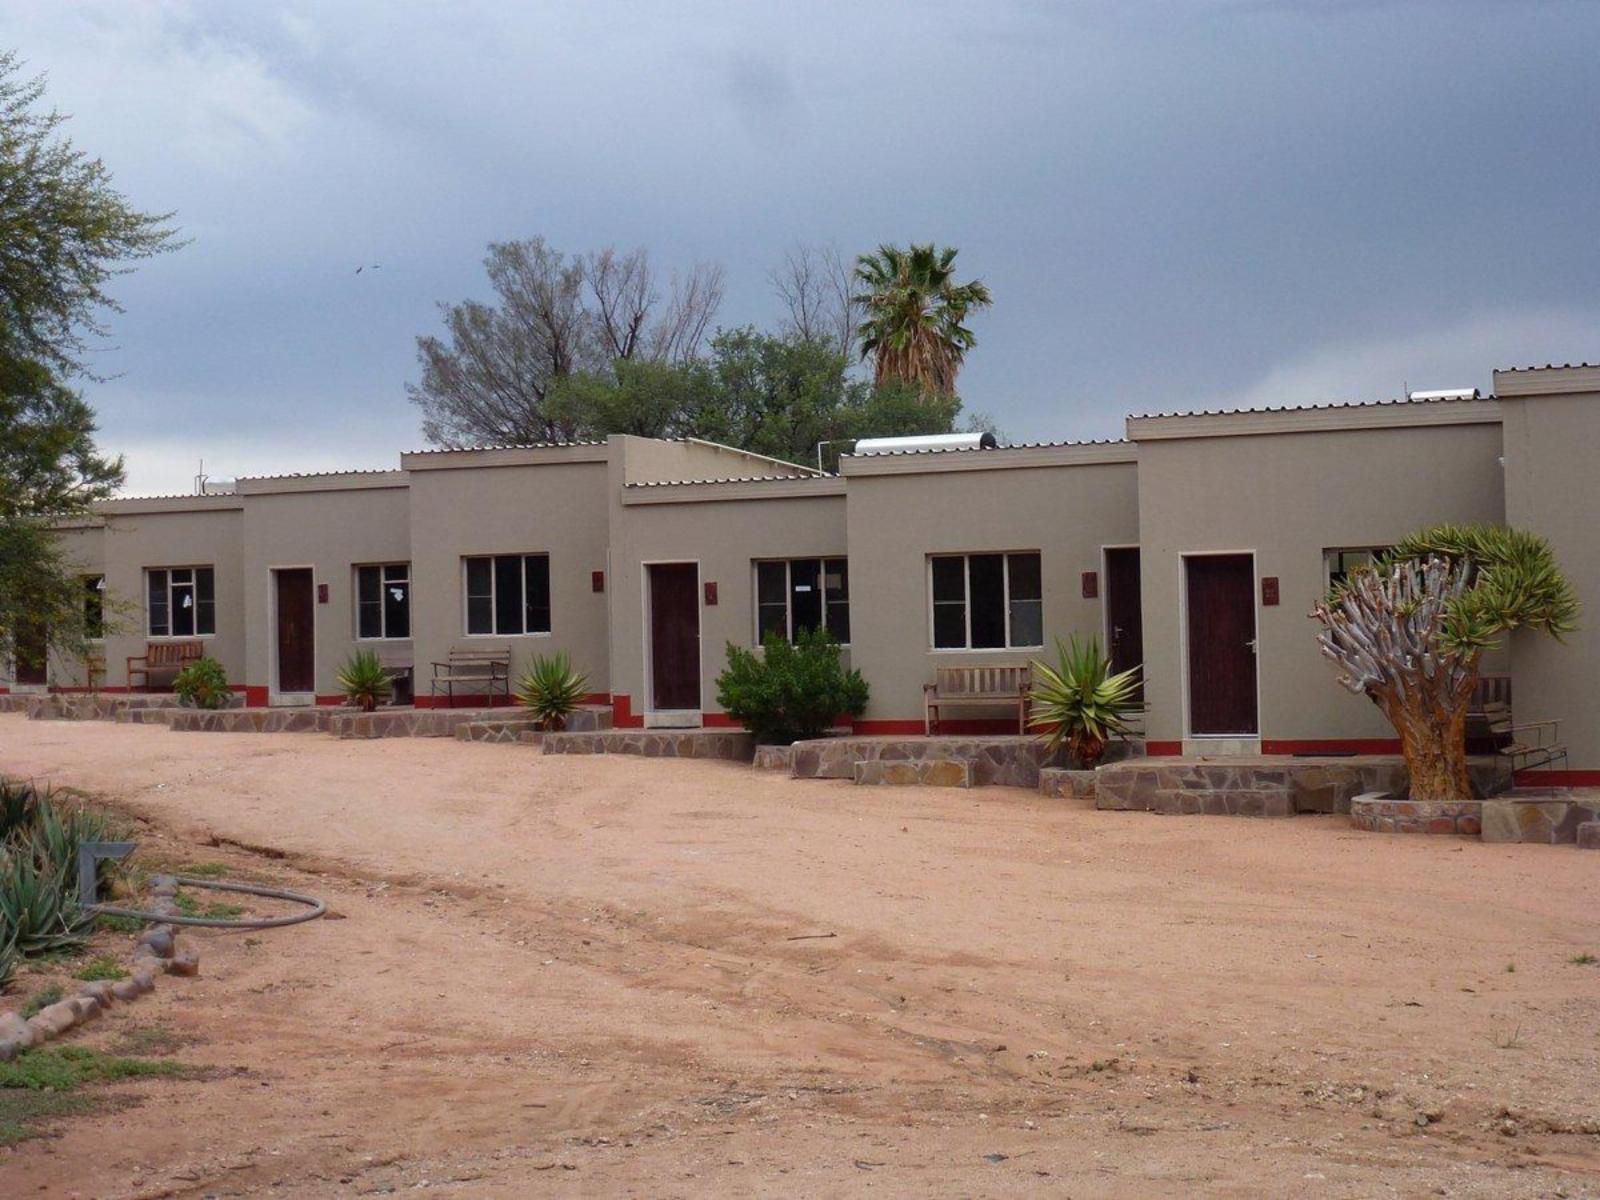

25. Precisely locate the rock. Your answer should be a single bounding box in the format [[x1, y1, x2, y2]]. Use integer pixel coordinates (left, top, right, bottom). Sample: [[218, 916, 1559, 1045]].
[[27, 1000, 81, 1040], [137, 925, 177, 958], [77, 980, 118, 1006], [1577, 821, 1600, 850], [111, 977, 149, 1002], [0, 1012, 31, 1050], [168, 946, 201, 977], [148, 874, 179, 897]]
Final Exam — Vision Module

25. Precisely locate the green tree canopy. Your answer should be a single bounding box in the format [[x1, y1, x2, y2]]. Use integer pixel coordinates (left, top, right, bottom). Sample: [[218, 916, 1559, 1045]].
[[0, 50, 174, 668], [853, 243, 992, 398]]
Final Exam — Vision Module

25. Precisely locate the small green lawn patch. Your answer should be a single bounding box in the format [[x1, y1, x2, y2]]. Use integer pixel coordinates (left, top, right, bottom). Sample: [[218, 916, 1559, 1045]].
[[0, 1047, 187, 1146], [95, 912, 143, 934], [0, 1045, 186, 1091], [112, 1024, 194, 1057], [1569, 953, 1598, 966], [21, 984, 64, 1019], [73, 956, 129, 982], [172, 892, 244, 920]]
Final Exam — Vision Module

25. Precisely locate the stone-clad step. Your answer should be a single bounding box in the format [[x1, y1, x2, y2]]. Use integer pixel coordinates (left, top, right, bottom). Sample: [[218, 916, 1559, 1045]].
[[1038, 767, 1097, 801], [541, 729, 754, 761], [853, 759, 970, 787], [1096, 761, 1293, 817]]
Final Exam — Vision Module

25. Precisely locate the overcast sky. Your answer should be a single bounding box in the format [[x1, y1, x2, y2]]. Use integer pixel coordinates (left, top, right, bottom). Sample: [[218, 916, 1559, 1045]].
[[9, 0, 1599, 494]]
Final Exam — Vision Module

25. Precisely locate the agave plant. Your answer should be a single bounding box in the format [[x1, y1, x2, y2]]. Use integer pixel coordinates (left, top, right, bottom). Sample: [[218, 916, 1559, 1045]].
[[336, 649, 394, 713], [0, 779, 36, 843], [1029, 634, 1142, 769], [515, 653, 589, 731], [0, 850, 90, 956]]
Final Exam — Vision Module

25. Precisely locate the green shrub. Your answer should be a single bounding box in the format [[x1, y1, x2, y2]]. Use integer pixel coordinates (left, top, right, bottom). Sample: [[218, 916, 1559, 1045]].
[[335, 649, 392, 712], [0, 781, 120, 970], [715, 627, 868, 745], [73, 956, 128, 982], [172, 656, 230, 709], [514, 652, 589, 730]]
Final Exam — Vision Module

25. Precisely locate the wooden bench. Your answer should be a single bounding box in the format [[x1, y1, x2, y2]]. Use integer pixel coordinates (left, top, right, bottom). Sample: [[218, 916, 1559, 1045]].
[[126, 640, 204, 691], [429, 647, 510, 708], [923, 665, 1032, 735], [1480, 700, 1568, 778]]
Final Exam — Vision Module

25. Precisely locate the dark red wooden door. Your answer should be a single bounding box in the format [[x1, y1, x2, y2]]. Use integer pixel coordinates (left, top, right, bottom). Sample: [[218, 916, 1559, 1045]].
[[15, 621, 48, 685], [1104, 547, 1144, 700], [1185, 554, 1257, 735], [649, 563, 700, 710], [275, 569, 315, 694]]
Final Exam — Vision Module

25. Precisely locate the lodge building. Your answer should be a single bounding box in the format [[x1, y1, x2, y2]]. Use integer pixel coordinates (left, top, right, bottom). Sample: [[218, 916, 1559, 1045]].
[[8, 362, 1598, 782]]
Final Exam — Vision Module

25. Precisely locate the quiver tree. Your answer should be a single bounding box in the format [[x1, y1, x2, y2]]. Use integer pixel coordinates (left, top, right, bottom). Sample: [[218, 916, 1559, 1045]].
[[1310, 524, 1577, 802]]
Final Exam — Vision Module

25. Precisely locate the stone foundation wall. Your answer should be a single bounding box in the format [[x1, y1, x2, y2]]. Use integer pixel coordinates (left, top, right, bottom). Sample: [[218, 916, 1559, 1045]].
[[1038, 767, 1096, 801], [1097, 763, 1294, 816], [853, 759, 971, 787], [169, 707, 338, 734], [1480, 796, 1600, 844], [542, 730, 755, 761], [1349, 794, 1483, 835], [753, 745, 795, 772]]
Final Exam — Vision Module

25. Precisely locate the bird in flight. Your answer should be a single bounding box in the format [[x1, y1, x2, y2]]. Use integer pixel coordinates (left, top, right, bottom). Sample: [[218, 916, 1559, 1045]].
[[355, 264, 382, 274]]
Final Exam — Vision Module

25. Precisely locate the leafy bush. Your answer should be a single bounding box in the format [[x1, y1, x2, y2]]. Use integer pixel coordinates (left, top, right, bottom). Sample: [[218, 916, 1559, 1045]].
[[1028, 634, 1142, 769], [515, 652, 590, 730], [715, 627, 868, 744], [335, 649, 392, 712], [172, 656, 230, 709]]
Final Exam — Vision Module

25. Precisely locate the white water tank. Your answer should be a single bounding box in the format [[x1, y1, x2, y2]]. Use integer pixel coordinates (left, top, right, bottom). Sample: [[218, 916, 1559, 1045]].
[[852, 431, 999, 455]]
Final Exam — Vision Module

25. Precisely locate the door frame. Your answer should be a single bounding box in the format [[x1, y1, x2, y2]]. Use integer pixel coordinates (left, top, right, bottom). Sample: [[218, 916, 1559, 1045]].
[[1178, 549, 1261, 742], [1099, 542, 1140, 657], [268, 564, 317, 706], [641, 558, 702, 725]]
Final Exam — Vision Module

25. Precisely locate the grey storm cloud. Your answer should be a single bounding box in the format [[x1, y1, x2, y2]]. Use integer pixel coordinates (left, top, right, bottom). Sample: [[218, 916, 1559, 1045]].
[[4, 0, 1597, 493]]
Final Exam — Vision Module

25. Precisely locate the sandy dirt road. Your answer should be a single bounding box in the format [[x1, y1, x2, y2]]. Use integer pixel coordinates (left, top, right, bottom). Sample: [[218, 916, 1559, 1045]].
[[1, 715, 1597, 1198]]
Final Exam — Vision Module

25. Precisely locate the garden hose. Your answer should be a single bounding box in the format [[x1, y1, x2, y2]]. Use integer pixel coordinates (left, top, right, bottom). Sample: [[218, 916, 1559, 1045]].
[[91, 875, 327, 929]]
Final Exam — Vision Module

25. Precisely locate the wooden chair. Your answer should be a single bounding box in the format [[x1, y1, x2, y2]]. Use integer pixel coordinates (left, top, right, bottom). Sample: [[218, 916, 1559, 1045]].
[[429, 647, 510, 708], [923, 665, 1032, 735], [126, 640, 203, 691]]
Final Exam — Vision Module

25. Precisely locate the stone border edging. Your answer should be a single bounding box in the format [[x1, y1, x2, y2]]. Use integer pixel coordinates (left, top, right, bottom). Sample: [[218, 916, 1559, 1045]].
[[0, 874, 199, 1062]]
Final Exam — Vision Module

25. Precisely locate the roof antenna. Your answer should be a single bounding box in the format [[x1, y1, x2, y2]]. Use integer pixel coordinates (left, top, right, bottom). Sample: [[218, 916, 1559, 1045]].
[[194, 459, 207, 496]]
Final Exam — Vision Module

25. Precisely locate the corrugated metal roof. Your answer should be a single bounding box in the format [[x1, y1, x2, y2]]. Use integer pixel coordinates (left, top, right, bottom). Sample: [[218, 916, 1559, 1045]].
[[235, 467, 400, 482], [402, 439, 607, 454], [1129, 394, 1495, 421], [846, 437, 1128, 458], [625, 474, 828, 488], [1496, 362, 1599, 373]]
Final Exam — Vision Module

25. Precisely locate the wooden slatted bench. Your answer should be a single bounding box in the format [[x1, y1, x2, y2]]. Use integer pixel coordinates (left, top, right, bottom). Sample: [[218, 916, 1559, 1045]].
[[126, 640, 204, 691], [923, 665, 1032, 735], [429, 647, 510, 708]]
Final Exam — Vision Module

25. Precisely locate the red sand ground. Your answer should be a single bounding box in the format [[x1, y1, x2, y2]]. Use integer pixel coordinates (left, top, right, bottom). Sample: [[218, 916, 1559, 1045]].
[[1, 716, 1597, 1198]]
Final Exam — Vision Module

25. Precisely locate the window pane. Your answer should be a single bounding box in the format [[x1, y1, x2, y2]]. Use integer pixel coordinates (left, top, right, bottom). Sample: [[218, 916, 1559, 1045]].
[[933, 602, 967, 648], [756, 561, 786, 606], [930, 557, 965, 603], [790, 559, 822, 636], [1007, 553, 1041, 601], [757, 604, 788, 642], [357, 568, 383, 639], [493, 555, 522, 635], [195, 567, 215, 635], [523, 555, 550, 634], [147, 570, 168, 636], [171, 579, 195, 637], [465, 558, 493, 635], [358, 566, 381, 605], [171, 567, 192, 585], [968, 554, 1005, 648], [385, 578, 410, 639], [1009, 599, 1043, 647], [824, 558, 849, 644], [383, 563, 409, 584]]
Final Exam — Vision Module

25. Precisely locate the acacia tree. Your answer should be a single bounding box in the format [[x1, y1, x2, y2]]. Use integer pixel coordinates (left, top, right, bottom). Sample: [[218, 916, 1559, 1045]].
[[852, 243, 991, 397], [0, 51, 173, 669], [409, 238, 725, 446], [1311, 524, 1577, 801]]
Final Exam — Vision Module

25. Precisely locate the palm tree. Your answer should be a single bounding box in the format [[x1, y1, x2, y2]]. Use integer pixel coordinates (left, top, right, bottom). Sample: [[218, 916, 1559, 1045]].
[[852, 244, 991, 397], [1311, 523, 1577, 802]]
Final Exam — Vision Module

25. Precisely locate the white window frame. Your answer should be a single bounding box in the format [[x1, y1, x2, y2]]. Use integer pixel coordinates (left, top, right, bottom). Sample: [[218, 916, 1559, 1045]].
[[751, 557, 850, 646], [145, 566, 216, 639], [461, 553, 552, 638], [354, 563, 412, 641], [1323, 546, 1389, 591], [926, 551, 1043, 651]]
